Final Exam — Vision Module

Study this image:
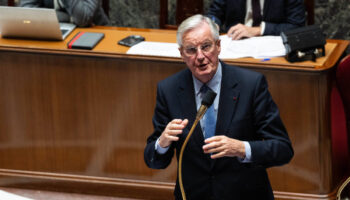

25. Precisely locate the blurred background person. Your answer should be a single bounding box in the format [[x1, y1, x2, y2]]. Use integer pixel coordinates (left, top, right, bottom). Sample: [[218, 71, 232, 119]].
[[207, 0, 306, 40], [20, 0, 110, 27]]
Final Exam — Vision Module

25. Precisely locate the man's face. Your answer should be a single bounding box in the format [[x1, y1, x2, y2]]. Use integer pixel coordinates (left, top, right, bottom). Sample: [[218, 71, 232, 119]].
[[179, 22, 221, 83]]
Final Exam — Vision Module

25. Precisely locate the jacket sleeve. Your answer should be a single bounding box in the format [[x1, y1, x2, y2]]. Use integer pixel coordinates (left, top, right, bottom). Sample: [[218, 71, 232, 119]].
[[19, 0, 43, 7], [144, 83, 175, 169], [249, 75, 294, 168], [263, 0, 306, 35], [62, 0, 100, 27], [206, 0, 227, 27]]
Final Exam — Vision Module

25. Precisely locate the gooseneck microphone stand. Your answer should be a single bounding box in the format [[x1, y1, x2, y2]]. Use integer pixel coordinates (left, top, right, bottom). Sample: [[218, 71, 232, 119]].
[[178, 89, 216, 200]]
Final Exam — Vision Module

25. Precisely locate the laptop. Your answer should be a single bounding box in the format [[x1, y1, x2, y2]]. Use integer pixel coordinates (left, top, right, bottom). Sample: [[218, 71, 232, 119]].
[[0, 6, 76, 41]]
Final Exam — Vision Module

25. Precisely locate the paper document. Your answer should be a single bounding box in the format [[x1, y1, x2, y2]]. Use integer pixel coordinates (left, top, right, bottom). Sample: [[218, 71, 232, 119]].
[[127, 41, 181, 58], [0, 190, 33, 200], [126, 35, 286, 59], [219, 35, 286, 59]]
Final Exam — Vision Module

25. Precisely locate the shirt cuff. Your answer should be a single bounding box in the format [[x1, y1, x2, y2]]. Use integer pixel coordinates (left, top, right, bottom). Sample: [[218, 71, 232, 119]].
[[260, 22, 266, 35], [239, 141, 252, 163], [155, 137, 170, 154]]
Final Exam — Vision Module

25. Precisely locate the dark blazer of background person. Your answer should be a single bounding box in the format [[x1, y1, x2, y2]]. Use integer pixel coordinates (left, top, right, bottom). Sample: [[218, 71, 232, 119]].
[[20, 0, 110, 27], [207, 0, 306, 35], [144, 60, 294, 199]]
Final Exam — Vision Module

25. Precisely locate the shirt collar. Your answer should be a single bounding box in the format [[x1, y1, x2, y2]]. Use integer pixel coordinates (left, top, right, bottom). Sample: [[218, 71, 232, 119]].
[[193, 62, 222, 96]]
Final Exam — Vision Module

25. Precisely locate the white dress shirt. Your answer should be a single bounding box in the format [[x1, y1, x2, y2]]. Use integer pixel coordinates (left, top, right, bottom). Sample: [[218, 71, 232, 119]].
[[245, 0, 266, 35]]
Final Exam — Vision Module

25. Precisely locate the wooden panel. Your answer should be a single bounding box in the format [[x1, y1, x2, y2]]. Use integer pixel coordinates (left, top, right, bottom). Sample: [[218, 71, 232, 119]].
[[0, 51, 181, 182], [159, 0, 203, 29], [0, 187, 139, 200], [262, 70, 332, 193], [175, 0, 203, 25], [7, 0, 15, 6]]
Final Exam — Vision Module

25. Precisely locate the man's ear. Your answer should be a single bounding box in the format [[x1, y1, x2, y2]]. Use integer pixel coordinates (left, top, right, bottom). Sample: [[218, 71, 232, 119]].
[[179, 47, 185, 59], [216, 39, 221, 52]]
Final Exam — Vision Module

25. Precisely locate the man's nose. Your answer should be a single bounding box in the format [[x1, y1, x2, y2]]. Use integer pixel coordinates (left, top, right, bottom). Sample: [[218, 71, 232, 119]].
[[196, 48, 205, 60]]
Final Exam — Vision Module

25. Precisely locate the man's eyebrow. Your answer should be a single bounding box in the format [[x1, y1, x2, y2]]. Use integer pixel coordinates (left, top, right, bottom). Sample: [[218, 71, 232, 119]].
[[202, 39, 213, 43], [183, 40, 214, 47]]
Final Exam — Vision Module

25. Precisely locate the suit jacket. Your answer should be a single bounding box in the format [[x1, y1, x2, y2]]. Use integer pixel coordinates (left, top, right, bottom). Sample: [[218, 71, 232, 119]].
[[144, 62, 293, 200], [20, 0, 110, 27], [207, 0, 305, 35]]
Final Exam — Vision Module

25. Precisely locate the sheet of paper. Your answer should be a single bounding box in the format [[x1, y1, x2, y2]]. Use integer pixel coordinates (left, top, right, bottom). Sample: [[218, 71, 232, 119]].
[[126, 35, 286, 59], [0, 190, 33, 200], [219, 35, 286, 59], [127, 41, 181, 58]]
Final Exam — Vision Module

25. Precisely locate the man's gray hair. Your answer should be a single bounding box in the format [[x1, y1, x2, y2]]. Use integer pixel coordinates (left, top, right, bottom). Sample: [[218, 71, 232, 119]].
[[176, 14, 219, 47]]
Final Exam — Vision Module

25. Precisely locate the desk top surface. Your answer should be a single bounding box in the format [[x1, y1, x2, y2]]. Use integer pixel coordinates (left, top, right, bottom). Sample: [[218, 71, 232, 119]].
[[0, 26, 349, 72]]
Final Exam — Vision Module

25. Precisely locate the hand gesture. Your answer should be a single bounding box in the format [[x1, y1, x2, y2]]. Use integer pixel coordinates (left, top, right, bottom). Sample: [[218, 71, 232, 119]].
[[203, 135, 246, 159], [158, 119, 188, 148]]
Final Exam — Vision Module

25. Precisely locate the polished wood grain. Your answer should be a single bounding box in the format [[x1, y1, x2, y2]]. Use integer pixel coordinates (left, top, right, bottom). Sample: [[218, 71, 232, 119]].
[[0, 186, 139, 200], [0, 27, 349, 200]]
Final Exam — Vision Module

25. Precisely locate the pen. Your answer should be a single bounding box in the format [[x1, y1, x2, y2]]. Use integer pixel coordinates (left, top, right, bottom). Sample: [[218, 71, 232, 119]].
[[261, 58, 271, 62]]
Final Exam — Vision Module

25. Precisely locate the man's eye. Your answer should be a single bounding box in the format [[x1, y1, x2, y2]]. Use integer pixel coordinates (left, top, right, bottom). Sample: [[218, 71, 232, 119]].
[[201, 44, 212, 51], [186, 47, 197, 54]]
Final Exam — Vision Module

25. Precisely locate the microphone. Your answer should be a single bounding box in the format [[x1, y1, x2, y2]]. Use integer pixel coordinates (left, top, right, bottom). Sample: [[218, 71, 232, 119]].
[[178, 89, 217, 200]]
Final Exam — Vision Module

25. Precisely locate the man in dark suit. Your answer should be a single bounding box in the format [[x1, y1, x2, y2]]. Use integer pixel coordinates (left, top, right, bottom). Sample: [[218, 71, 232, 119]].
[[20, 0, 110, 27], [207, 0, 305, 40], [144, 14, 293, 200]]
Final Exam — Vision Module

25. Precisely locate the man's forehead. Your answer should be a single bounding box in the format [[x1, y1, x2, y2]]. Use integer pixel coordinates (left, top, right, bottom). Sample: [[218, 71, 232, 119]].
[[182, 24, 214, 45], [182, 39, 214, 47]]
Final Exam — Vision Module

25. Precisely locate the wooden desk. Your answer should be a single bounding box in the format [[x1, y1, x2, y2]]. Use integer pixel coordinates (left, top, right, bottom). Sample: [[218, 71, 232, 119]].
[[0, 27, 349, 200]]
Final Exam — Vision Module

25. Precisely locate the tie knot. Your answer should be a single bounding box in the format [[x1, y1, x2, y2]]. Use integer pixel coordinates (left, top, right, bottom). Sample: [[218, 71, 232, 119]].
[[200, 84, 210, 94]]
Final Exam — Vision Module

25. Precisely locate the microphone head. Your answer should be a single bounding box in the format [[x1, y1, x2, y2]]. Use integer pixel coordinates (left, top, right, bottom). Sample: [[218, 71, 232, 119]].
[[201, 90, 217, 106]]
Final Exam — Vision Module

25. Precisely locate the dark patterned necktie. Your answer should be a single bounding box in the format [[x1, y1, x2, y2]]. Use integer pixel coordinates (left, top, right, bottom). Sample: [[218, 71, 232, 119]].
[[252, 0, 262, 26], [200, 84, 216, 139]]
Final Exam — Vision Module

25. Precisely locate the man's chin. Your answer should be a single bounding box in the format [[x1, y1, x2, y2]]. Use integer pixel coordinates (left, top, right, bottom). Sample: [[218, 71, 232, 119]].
[[195, 70, 209, 76], [194, 73, 212, 83]]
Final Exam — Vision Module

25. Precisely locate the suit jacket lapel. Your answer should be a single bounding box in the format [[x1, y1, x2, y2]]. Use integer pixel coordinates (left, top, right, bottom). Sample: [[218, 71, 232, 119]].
[[177, 70, 205, 145], [210, 63, 240, 168], [238, 0, 247, 23], [216, 63, 240, 139]]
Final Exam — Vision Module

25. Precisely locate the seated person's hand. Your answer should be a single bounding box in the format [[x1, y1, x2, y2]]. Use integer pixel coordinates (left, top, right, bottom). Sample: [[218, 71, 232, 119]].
[[227, 23, 261, 40]]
